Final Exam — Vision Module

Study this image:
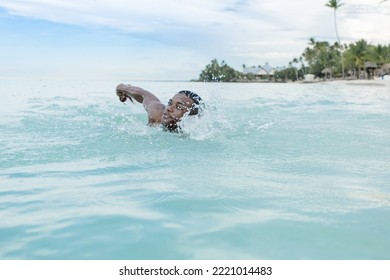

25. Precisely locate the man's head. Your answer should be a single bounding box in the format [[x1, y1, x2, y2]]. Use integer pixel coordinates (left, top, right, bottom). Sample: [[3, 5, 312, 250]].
[[161, 90, 202, 131]]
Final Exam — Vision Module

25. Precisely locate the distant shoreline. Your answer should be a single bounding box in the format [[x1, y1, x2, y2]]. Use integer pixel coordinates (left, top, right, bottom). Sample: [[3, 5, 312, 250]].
[[191, 76, 390, 85]]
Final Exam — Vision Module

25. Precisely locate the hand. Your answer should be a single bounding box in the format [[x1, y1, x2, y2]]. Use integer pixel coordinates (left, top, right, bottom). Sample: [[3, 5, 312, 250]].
[[116, 83, 134, 103]]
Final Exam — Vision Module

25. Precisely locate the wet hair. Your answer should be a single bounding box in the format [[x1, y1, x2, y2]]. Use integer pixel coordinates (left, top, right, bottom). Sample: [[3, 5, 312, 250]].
[[177, 90, 203, 116]]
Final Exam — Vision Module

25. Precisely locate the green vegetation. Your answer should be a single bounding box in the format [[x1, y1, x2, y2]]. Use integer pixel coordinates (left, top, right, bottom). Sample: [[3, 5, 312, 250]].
[[197, 59, 247, 82], [196, 39, 390, 82], [302, 38, 390, 78], [197, 59, 273, 82], [274, 66, 303, 83], [302, 38, 343, 78]]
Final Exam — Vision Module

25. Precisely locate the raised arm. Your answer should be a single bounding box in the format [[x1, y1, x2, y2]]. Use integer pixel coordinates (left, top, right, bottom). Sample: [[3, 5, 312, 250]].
[[116, 84, 165, 124], [116, 84, 160, 104]]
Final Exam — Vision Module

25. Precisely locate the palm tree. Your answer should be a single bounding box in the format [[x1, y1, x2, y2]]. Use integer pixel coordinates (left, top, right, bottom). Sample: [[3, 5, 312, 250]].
[[299, 56, 306, 75], [292, 58, 299, 80], [345, 40, 369, 79], [308, 37, 316, 46], [326, 0, 345, 78]]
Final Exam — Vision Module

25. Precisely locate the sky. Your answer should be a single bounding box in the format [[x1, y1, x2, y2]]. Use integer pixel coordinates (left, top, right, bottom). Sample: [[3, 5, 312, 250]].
[[0, 0, 389, 80]]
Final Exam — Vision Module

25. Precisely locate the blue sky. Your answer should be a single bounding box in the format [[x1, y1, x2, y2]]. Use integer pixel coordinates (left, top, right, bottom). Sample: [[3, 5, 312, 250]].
[[0, 0, 389, 80]]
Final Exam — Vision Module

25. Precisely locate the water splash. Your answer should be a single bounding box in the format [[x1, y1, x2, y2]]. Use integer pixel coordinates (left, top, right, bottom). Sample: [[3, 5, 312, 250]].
[[178, 96, 232, 140]]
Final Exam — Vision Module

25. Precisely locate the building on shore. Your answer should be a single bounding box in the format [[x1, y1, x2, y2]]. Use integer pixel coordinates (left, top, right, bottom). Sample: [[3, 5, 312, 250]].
[[242, 62, 285, 78]]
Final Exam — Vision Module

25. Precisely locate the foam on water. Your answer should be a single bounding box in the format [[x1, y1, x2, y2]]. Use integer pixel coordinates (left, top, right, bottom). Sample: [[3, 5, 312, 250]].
[[1, 80, 390, 259]]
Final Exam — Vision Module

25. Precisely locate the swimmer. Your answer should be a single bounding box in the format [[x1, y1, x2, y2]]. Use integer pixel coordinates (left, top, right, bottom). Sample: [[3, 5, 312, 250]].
[[116, 84, 202, 132]]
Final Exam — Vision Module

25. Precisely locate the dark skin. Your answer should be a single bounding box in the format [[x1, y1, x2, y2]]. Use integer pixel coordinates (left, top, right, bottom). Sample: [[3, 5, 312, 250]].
[[116, 84, 195, 132]]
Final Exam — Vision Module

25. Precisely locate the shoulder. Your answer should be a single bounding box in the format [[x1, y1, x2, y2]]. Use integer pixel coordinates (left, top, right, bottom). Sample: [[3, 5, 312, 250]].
[[146, 101, 165, 124]]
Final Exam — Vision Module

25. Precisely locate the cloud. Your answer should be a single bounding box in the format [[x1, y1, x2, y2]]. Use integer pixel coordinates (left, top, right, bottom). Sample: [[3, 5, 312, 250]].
[[341, 1, 390, 43], [0, 0, 389, 79], [0, 0, 245, 32], [1, 0, 389, 40]]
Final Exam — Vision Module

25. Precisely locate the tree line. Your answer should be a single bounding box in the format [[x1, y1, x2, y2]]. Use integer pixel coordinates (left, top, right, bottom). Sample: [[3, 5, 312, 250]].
[[196, 40, 390, 82], [292, 38, 390, 80]]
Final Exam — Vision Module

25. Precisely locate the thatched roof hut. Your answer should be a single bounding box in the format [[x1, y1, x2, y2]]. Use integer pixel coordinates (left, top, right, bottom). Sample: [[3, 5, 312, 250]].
[[381, 63, 390, 73], [321, 67, 332, 74], [364, 61, 378, 69]]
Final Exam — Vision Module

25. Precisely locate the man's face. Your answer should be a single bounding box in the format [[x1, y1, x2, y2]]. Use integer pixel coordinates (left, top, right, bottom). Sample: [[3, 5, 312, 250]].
[[161, 93, 194, 129]]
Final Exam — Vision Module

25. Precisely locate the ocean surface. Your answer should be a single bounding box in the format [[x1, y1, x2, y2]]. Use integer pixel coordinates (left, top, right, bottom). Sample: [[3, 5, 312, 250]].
[[1, 79, 389, 260]]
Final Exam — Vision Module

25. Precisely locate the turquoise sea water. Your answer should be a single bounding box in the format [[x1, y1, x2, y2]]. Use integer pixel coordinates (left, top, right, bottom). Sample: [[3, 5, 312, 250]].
[[1, 80, 389, 259]]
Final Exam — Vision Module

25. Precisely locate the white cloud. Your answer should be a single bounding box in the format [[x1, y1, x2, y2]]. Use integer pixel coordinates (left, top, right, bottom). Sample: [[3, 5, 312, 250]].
[[0, 0, 389, 79], [341, 1, 390, 43], [0, 0, 243, 31], [1, 0, 389, 40]]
